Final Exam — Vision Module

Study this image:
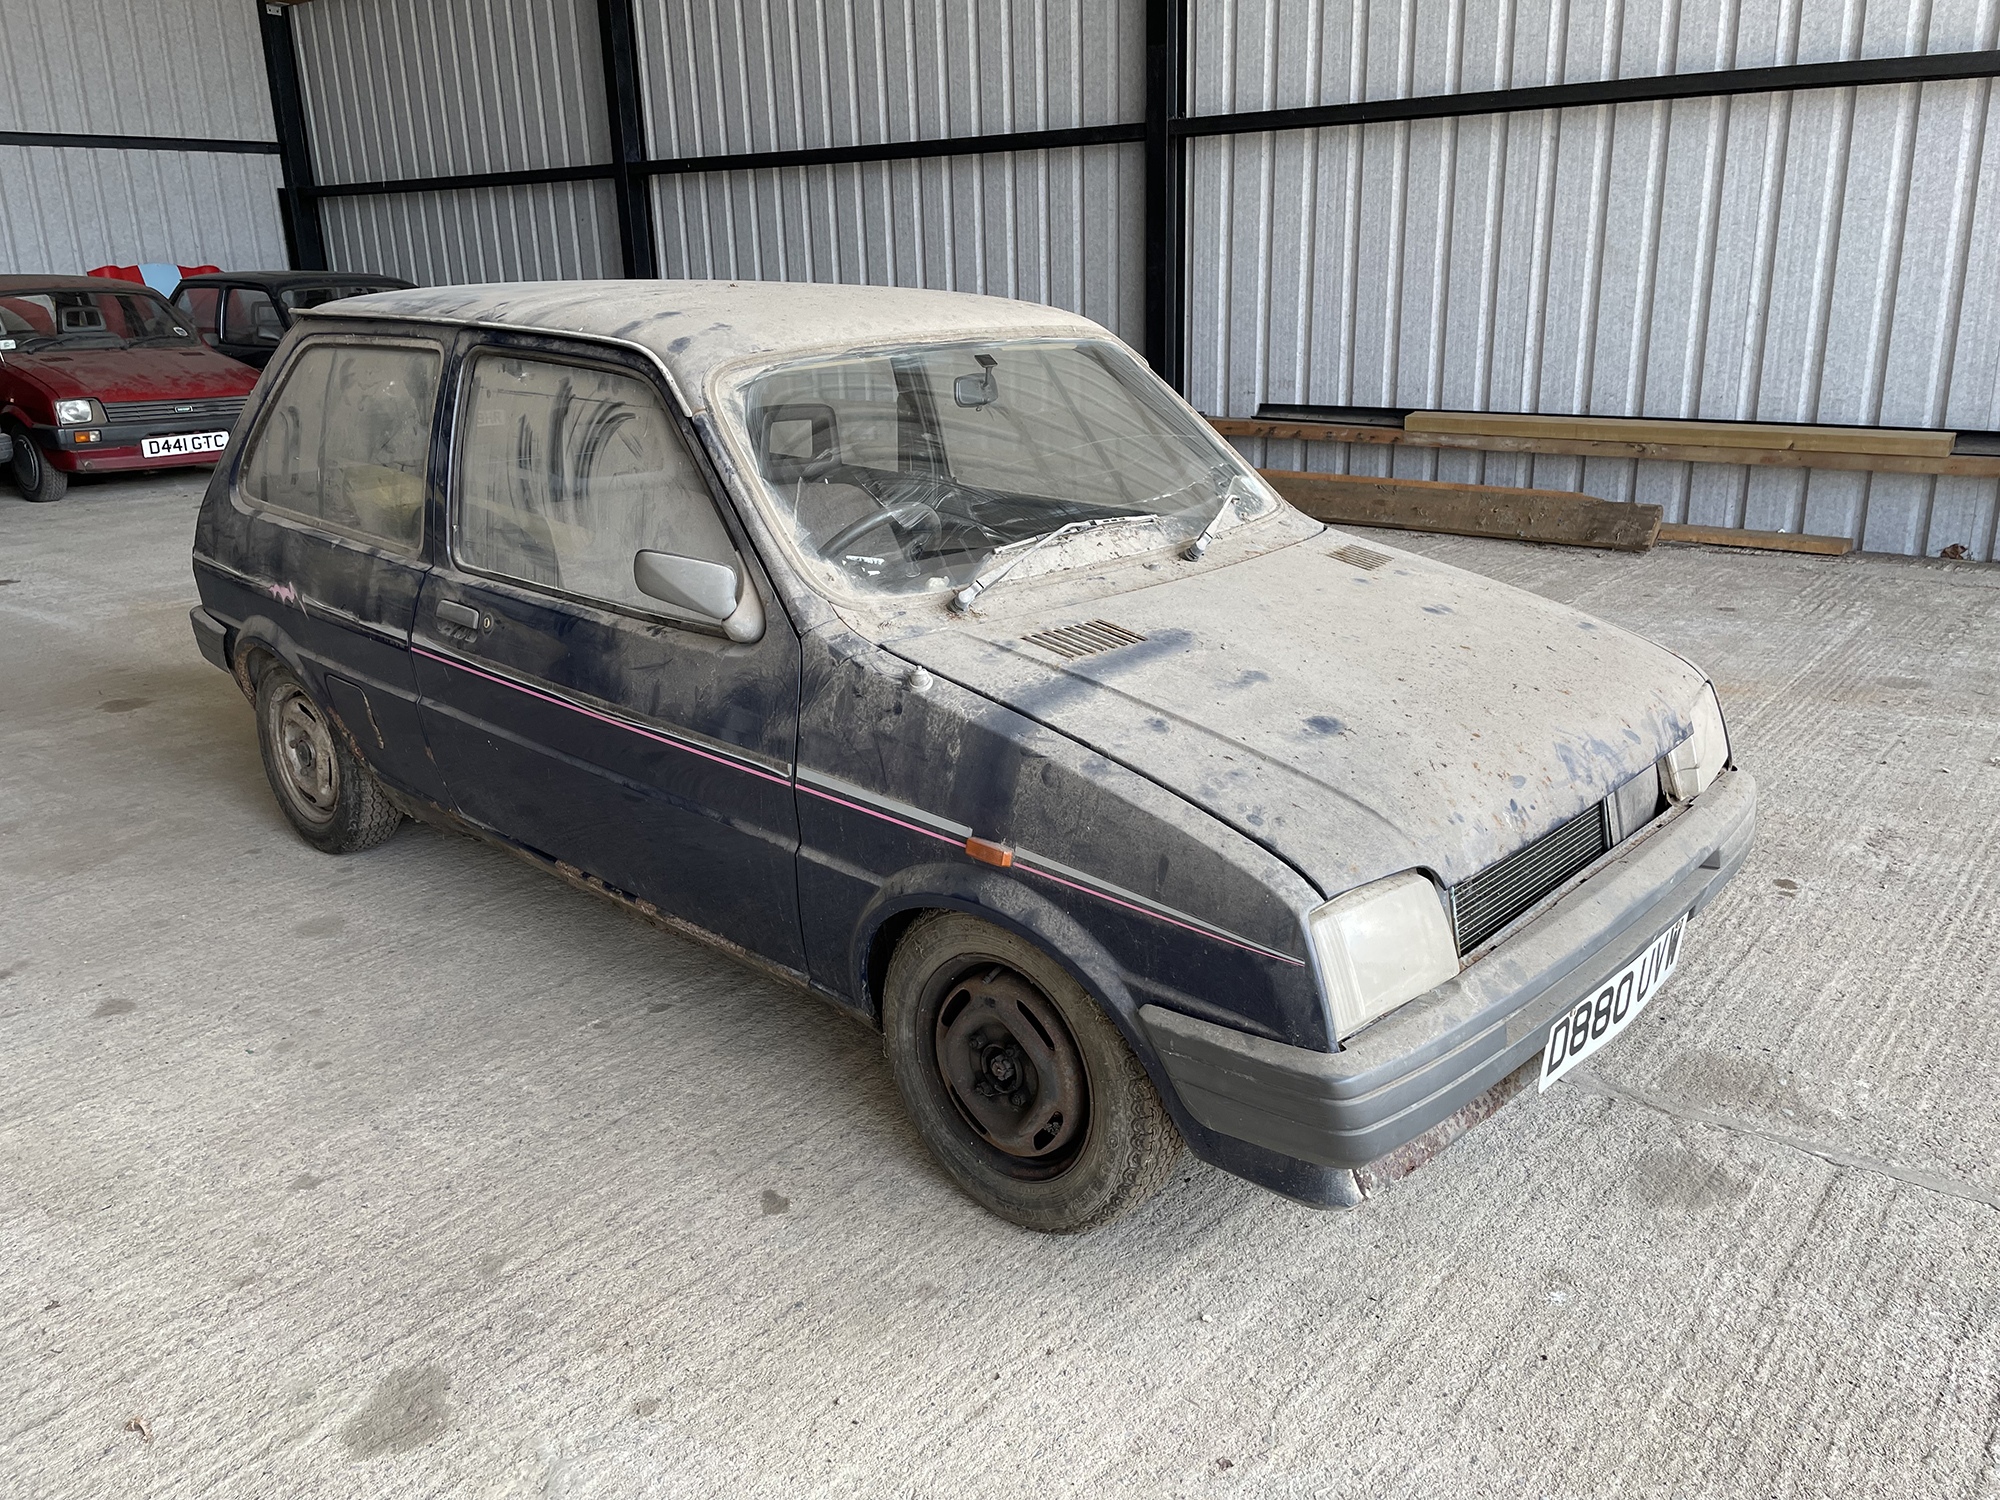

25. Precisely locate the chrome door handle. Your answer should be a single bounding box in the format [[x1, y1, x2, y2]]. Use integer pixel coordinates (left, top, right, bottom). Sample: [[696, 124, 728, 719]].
[[436, 599, 481, 630]]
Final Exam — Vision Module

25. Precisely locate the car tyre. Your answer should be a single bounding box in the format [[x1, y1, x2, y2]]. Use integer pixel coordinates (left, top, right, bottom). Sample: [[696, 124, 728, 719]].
[[254, 663, 402, 854], [883, 911, 1183, 1232], [7, 426, 68, 503]]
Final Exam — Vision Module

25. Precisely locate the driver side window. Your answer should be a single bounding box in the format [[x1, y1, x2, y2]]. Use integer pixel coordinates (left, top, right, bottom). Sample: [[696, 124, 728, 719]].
[[224, 286, 282, 346], [176, 286, 221, 344], [453, 352, 737, 621]]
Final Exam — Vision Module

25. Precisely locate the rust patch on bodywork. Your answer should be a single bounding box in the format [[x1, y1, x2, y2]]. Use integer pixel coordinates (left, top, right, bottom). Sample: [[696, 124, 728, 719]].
[[1352, 1058, 1537, 1199]]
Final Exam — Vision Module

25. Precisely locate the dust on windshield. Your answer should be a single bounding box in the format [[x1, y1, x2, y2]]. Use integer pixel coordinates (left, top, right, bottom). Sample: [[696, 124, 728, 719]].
[[734, 338, 1276, 602], [0, 289, 197, 352]]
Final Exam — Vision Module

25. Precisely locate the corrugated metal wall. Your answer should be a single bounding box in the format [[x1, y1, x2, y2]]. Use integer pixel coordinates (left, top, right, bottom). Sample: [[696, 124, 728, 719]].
[[0, 0, 276, 140], [639, 0, 1147, 343], [0, 0, 285, 274], [1189, 0, 2000, 559], [651, 150, 1144, 343], [293, 0, 621, 284], [637, 0, 1143, 153], [293, 0, 1147, 341], [275, 0, 1997, 558], [0, 147, 289, 277], [318, 183, 619, 287]]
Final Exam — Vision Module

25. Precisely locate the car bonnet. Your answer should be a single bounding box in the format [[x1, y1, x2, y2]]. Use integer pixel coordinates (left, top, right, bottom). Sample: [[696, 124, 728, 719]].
[[3, 344, 258, 402], [886, 529, 1710, 897]]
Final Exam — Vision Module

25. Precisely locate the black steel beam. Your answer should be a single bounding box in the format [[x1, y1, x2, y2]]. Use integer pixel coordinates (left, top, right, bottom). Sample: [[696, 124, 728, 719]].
[[1142, 0, 1187, 385], [311, 163, 616, 199], [595, 0, 658, 278], [1176, 47, 2000, 139], [302, 126, 1142, 202], [256, 3, 326, 269], [305, 123, 1142, 203], [635, 120, 1143, 178], [0, 129, 280, 155]]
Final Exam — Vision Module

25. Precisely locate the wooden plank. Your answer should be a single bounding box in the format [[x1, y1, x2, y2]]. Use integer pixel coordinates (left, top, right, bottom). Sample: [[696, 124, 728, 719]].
[[1210, 417, 2000, 478], [1402, 409, 1956, 457], [1261, 469, 1662, 552], [1656, 523, 1855, 555]]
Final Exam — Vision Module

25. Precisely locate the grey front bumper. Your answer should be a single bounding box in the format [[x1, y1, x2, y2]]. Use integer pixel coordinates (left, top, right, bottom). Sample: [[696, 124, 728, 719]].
[[1142, 769, 1757, 1186]]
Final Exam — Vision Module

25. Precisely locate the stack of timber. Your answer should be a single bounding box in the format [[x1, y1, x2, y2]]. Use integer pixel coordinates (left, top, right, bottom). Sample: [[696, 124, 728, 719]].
[[1223, 411, 1918, 554]]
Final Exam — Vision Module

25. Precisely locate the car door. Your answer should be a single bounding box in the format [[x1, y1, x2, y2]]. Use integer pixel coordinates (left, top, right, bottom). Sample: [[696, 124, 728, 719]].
[[219, 284, 284, 369], [226, 330, 450, 806], [410, 333, 806, 972], [174, 284, 221, 348]]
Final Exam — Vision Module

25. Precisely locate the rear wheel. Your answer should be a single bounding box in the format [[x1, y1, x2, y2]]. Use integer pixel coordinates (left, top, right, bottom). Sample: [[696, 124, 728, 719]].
[[883, 912, 1183, 1232], [254, 663, 402, 853], [7, 426, 67, 503]]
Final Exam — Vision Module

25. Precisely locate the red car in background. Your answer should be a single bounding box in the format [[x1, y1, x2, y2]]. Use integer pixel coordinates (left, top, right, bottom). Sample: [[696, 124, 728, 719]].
[[1, 274, 259, 503]]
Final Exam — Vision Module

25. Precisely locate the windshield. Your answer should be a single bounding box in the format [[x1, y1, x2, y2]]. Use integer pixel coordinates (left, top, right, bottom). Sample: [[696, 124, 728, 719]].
[[0, 288, 197, 352], [281, 284, 400, 311], [734, 338, 1276, 601]]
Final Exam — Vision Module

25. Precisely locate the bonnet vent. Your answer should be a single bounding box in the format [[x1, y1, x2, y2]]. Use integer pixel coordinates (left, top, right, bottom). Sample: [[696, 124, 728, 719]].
[[1021, 620, 1147, 661], [1330, 543, 1391, 571]]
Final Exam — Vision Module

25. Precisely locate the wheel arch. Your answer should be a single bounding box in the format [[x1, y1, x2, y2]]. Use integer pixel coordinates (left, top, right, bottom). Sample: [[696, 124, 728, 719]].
[[224, 612, 308, 702], [852, 864, 1140, 1031]]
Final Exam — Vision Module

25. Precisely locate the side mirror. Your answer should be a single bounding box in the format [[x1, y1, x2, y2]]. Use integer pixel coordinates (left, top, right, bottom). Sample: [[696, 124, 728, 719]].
[[633, 550, 764, 643]]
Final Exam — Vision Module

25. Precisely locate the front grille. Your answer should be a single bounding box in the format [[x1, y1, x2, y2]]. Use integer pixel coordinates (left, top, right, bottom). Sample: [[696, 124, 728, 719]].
[[102, 396, 246, 426], [1450, 801, 1611, 955]]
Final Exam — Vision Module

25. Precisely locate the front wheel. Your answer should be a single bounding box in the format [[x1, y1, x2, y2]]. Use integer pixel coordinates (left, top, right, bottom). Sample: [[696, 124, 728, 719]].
[[254, 664, 402, 853], [883, 912, 1183, 1232], [7, 427, 68, 503]]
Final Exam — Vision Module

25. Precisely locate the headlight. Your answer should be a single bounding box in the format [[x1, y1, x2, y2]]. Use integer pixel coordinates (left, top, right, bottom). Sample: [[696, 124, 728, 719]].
[[55, 399, 95, 425], [1662, 682, 1730, 801], [1307, 871, 1460, 1040]]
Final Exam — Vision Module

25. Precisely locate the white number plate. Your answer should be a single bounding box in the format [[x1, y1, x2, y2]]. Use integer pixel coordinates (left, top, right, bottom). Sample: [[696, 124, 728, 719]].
[[141, 431, 229, 458], [1539, 914, 1688, 1091]]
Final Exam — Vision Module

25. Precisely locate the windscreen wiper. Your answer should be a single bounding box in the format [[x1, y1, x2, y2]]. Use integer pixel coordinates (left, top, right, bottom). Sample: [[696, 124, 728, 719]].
[[948, 513, 1151, 614], [1181, 465, 1249, 561]]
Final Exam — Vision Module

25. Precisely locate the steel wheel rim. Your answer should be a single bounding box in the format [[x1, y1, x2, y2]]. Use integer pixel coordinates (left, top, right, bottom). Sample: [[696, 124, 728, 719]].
[[928, 962, 1089, 1181], [270, 684, 339, 822]]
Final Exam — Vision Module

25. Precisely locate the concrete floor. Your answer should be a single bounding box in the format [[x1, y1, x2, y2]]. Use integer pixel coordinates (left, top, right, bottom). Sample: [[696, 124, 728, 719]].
[[4, 470, 1998, 1500]]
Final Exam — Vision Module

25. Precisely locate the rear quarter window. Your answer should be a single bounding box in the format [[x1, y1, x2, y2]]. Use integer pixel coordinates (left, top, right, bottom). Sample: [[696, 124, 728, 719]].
[[237, 340, 440, 552]]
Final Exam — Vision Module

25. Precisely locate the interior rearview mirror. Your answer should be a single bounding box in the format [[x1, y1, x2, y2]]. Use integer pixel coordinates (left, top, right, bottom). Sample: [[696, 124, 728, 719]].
[[633, 550, 765, 643], [953, 353, 999, 408]]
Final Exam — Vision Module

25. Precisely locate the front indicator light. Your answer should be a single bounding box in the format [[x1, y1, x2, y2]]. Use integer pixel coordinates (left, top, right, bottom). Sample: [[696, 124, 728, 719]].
[[1662, 682, 1731, 801], [55, 399, 94, 425], [1307, 871, 1460, 1041]]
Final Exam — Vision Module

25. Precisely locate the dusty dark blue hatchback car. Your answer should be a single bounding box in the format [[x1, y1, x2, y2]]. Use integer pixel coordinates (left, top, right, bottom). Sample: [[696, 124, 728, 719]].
[[190, 282, 1755, 1231]]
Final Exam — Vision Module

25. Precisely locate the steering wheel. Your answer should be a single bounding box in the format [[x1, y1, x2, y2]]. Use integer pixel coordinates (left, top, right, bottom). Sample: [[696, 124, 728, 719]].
[[784, 455, 854, 485], [818, 499, 943, 561]]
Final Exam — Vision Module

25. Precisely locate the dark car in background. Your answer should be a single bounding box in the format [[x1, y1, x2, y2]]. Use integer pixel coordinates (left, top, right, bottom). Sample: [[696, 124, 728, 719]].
[[171, 270, 414, 370], [1, 274, 260, 503]]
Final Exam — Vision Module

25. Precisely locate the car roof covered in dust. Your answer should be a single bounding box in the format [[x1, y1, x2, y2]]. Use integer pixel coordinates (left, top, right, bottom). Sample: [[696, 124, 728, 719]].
[[304, 279, 1110, 407]]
